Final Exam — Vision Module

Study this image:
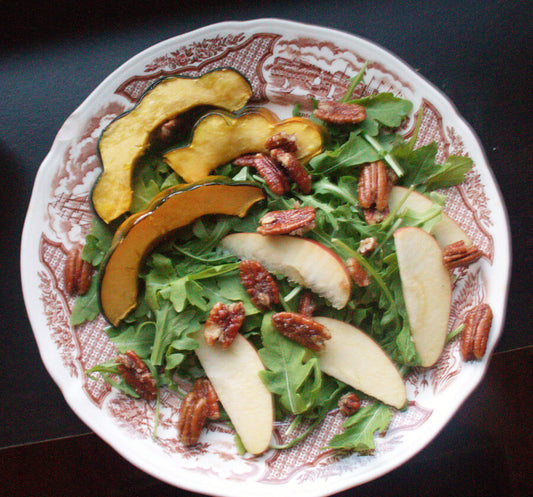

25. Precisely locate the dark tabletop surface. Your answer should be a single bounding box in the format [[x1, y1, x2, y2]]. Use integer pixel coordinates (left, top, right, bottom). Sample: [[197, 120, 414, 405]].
[[1, 1, 532, 496]]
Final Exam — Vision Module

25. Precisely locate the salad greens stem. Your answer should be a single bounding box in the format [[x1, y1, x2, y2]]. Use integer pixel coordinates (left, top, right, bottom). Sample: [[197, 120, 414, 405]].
[[339, 61, 369, 102], [363, 133, 404, 178], [333, 239, 400, 325]]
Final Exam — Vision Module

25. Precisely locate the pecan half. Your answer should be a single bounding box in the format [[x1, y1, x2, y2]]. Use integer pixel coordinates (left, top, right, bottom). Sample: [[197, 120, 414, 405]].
[[297, 291, 318, 317], [358, 237, 378, 256], [443, 240, 483, 269], [177, 389, 208, 446], [338, 392, 361, 416], [313, 100, 366, 124], [64, 245, 93, 295], [203, 301, 245, 349], [358, 161, 393, 224], [116, 350, 157, 401], [271, 312, 331, 351], [234, 153, 290, 195], [239, 260, 279, 310], [461, 303, 493, 361], [346, 257, 370, 287], [265, 132, 298, 153], [257, 206, 316, 236], [270, 148, 312, 194], [191, 378, 220, 421]]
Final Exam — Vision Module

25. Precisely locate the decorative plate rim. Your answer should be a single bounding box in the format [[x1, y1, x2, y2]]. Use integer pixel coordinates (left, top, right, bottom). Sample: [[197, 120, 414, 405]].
[[20, 18, 511, 497]]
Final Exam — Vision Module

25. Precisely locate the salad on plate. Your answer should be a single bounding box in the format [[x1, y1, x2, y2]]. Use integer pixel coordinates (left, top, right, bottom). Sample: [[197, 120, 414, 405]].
[[66, 63, 492, 457]]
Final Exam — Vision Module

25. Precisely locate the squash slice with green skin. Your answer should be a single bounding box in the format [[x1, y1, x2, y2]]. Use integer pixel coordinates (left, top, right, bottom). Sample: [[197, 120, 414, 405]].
[[99, 178, 264, 326], [92, 68, 253, 223], [163, 108, 324, 183]]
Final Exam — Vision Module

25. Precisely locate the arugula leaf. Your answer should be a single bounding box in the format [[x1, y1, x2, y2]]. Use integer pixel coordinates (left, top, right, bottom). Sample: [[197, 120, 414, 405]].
[[394, 141, 440, 187], [309, 133, 380, 174], [107, 322, 156, 359], [70, 275, 100, 325], [258, 314, 322, 415], [394, 140, 473, 192], [82, 217, 114, 266], [327, 403, 393, 452], [425, 155, 473, 190], [349, 93, 413, 136]]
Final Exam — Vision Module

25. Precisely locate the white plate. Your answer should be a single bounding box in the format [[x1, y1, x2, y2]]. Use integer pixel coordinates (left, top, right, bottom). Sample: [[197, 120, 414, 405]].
[[21, 19, 510, 497]]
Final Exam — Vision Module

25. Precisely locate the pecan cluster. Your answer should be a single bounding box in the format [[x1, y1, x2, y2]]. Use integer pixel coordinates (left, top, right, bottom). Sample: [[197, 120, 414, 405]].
[[116, 350, 157, 401], [338, 392, 361, 416], [271, 312, 331, 351], [313, 100, 366, 125], [239, 260, 279, 310], [204, 302, 245, 348], [357, 160, 395, 224], [297, 291, 318, 317], [346, 257, 370, 287], [64, 245, 93, 295], [443, 240, 483, 269], [234, 132, 312, 194], [177, 378, 220, 446], [257, 206, 316, 236], [461, 303, 493, 361]]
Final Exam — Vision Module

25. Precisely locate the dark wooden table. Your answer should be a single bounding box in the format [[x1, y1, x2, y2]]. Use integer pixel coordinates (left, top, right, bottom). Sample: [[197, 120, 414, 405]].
[[2, 1, 531, 496]]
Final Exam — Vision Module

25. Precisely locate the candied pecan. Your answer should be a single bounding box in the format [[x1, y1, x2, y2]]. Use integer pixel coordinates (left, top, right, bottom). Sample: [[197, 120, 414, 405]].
[[235, 153, 290, 195], [313, 100, 366, 124], [461, 303, 493, 361], [257, 206, 316, 236], [177, 390, 208, 446], [443, 240, 483, 269], [239, 260, 279, 310], [203, 301, 245, 349], [232, 154, 257, 167], [116, 350, 157, 401], [297, 291, 318, 317], [346, 257, 370, 287], [358, 161, 393, 224], [338, 392, 361, 416], [265, 132, 298, 153], [64, 245, 93, 295], [270, 148, 312, 194], [192, 378, 220, 421], [358, 237, 378, 256], [271, 312, 331, 351]]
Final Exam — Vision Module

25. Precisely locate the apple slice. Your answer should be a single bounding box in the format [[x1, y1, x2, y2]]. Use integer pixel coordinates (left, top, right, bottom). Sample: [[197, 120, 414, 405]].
[[221, 233, 351, 309], [315, 317, 406, 409], [388, 186, 471, 249], [194, 331, 273, 455], [394, 227, 452, 367]]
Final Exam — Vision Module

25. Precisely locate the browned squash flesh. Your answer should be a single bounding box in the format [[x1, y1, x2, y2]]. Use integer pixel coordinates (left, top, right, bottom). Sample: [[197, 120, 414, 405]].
[[92, 69, 253, 223], [99, 179, 264, 326], [163, 108, 324, 183]]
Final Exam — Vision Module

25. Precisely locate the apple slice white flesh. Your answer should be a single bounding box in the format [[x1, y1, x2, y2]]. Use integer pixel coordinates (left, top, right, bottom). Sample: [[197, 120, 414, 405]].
[[388, 186, 471, 249], [394, 227, 452, 367], [314, 317, 406, 409], [221, 233, 351, 309], [194, 331, 273, 455]]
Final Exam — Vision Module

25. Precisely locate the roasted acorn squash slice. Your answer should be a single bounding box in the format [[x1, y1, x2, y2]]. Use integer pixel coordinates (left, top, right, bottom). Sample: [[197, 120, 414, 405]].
[[92, 68, 253, 223], [99, 178, 264, 326], [163, 108, 324, 183]]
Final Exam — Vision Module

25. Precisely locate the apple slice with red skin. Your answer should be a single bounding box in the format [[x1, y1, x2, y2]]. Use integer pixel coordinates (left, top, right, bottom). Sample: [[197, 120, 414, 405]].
[[388, 186, 471, 249], [194, 331, 273, 455], [394, 227, 452, 367], [221, 233, 351, 309], [315, 317, 406, 409]]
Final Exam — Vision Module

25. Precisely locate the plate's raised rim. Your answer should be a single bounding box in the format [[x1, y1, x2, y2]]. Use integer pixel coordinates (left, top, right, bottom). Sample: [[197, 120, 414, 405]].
[[20, 18, 511, 497]]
